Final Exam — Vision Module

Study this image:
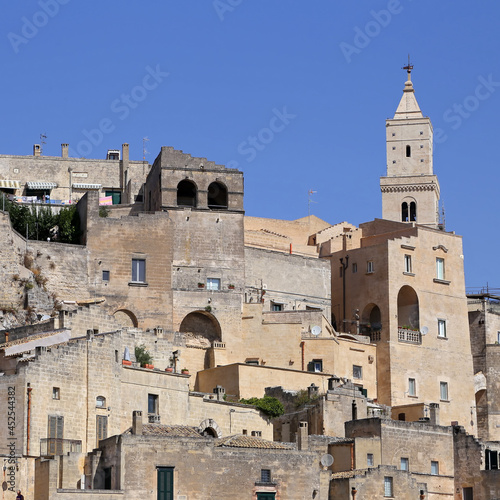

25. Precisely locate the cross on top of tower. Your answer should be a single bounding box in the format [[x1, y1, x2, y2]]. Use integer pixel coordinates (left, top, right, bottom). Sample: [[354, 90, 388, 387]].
[[402, 54, 413, 81]]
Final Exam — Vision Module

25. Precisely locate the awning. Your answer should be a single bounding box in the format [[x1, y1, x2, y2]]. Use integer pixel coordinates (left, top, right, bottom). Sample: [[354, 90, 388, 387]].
[[27, 181, 57, 190], [0, 180, 21, 189], [72, 183, 102, 190]]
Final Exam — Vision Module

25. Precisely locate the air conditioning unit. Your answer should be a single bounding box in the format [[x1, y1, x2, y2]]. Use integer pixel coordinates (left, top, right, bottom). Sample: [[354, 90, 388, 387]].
[[148, 414, 161, 423]]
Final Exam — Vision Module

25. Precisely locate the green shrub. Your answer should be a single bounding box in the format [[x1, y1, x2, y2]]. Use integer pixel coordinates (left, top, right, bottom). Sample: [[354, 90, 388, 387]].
[[135, 344, 153, 367], [239, 396, 284, 419]]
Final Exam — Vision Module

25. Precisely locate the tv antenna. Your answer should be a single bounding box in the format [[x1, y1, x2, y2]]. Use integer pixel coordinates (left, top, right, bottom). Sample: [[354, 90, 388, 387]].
[[308, 189, 317, 218], [40, 132, 47, 155]]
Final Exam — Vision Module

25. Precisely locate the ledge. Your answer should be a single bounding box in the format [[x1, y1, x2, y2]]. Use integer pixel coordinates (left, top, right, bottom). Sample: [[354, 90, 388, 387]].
[[128, 281, 148, 287], [403, 272, 415, 277], [433, 278, 450, 285]]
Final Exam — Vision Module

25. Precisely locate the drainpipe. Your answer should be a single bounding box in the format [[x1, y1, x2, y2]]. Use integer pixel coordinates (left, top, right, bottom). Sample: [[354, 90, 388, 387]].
[[350, 442, 355, 470], [300, 341, 305, 371], [26, 386, 32, 455]]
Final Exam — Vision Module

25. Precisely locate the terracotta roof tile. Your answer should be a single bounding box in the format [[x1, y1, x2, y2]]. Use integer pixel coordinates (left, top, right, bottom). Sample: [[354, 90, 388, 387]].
[[215, 435, 293, 449]]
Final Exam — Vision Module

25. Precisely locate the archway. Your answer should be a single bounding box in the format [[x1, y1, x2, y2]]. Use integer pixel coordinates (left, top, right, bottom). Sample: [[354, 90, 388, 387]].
[[113, 309, 138, 328], [198, 418, 222, 438], [207, 181, 228, 209], [177, 180, 197, 207], [179, 311, 222, 346], [397, 286, 419, 329]]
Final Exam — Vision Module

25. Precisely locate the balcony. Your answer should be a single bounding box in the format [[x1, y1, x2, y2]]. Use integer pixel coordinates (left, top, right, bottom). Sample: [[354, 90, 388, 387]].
[[398, 328, 421, 344], [148, 414, 161, 423], [40, 438, 82, 456]]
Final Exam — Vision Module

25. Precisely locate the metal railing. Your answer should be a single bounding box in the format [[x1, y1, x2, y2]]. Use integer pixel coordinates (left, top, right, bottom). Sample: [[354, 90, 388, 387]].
[[40, 438, 82, 456]]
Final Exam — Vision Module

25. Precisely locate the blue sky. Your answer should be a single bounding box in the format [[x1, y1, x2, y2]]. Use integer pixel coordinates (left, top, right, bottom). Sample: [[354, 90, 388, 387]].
[[1, 1, 499, 289]]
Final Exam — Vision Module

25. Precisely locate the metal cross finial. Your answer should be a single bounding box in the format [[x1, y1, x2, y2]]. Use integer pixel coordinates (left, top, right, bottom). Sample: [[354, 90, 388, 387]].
[[402, 54, 413, 77]]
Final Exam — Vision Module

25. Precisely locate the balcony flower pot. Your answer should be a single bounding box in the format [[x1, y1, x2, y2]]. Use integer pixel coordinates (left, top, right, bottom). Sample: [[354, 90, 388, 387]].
[[228, 284, 235, 290], [165, 367, 174, 373], [181, 368, 189, 375], [198, 283, 205, 288], [122, 360, 132, 366], [143, 364, 154, 369]]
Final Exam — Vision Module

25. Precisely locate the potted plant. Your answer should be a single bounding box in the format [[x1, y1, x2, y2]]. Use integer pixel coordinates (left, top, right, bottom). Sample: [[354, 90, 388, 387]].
[[122, 359, 132, 366], [166, 357, 174, 372], [228, 284, 235, 290], [198, 282, 205, 288], [135, 344, 153, 369], [181, 368, 189, 375]]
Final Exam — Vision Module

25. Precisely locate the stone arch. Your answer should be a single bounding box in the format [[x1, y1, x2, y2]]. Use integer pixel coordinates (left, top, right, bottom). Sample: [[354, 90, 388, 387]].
[[113, 309, 138, 328], [207, 181, 228, 209], [397, 286, 419, 329], [402, 196, 417, 222], [179, 311, 222, 346], [198, 418, 222, 438], [177, 179, 197, 207], [361, 303, 382, 331]]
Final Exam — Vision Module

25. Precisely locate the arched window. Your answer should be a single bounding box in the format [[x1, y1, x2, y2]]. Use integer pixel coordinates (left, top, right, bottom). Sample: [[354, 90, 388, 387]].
[[397, 286, 419, 330], [96, 396, 106, 408], [406, 145, 411, 157], [177, 180, 197, 207], [402, 202, 408, 222], [410, 201, 417, 221], [207, 182, 228, 209]]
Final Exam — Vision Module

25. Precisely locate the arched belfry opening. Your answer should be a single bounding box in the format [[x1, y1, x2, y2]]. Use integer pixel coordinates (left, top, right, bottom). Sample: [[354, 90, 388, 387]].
[[410, 201, 416, 221], [177, 180, 197, 207], [402, 201, 417, 222], [207, 181, 228, 210], [397, 286, 419, 329], [402, 202, 408, 222]]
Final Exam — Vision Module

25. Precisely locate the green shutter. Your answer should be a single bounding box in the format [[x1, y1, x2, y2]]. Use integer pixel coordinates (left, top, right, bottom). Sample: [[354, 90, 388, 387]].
[[157, 468, 173, 500]]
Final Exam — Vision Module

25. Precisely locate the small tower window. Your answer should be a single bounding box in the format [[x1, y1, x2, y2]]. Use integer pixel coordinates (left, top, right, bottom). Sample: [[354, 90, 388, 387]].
[[406, 145, 411, 157], [402, 202, 409, 222], [410, 202, 416, 221]]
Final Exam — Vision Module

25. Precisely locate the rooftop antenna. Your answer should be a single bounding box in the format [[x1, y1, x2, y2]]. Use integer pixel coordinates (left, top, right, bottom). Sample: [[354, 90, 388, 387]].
[[308, 189, 317, 218], [142, 137, 150, 161], [402, 54, 413, 80], [40, 132, 47, 155]]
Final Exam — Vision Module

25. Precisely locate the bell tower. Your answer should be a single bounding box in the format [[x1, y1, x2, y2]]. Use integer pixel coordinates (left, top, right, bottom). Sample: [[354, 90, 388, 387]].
[[380, 61, 440, 228]]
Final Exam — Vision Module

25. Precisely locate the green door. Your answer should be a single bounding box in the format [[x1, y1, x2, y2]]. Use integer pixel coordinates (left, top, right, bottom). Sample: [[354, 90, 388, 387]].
[[157, 468, 173, 500], [257, 494, 276, 500]]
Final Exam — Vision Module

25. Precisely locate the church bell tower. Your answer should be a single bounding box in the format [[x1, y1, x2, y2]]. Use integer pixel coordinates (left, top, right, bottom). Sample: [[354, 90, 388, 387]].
[[380, 61, 440, 228]]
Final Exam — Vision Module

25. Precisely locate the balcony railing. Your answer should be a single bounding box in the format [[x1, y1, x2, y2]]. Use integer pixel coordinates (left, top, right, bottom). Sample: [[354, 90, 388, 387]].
[[398, 328, 422, 344], [368, 331, 381, 342], [40, 438, 82, 456]]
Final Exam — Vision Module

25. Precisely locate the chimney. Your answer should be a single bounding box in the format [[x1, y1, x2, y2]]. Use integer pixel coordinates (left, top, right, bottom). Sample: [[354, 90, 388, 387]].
[[308, 383, 319, 399], [132, 410, 143, 435], [33, 144, 41, 157], [213, 385, 225, 401], [61, 144, 69, 159], [429, 403, 440, 425], [297, 421, 308, 450]]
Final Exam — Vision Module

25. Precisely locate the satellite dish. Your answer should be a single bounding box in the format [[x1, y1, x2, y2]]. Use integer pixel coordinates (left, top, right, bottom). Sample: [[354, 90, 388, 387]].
[[311, 326, 322, 336], [420, 326, 429, 335], [320, 454, 334, 467]]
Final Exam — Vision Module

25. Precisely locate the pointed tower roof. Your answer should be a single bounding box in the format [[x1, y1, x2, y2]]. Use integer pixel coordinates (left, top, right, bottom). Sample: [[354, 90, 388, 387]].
[[394, 60, 423, 119]]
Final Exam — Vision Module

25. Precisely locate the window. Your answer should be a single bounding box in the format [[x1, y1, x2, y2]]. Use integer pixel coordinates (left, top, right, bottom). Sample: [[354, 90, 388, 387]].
[[271, 302, 283, 312], [260, 469, 271, 483], [400, 457, 409, 471], [367, 453, 374, 467], [498, 331, 500, 344], [404, 254, 412, 273], [352, 263, 357, 273], [102, 270, 110, 281], [438, 319, 447, 338], [148, 394, 158, 414], [47, 415, 64, 455], [96, 415, 108, 447], [96, 396, 106, 408], [384, 476, 393, 497], [408, 378, 416, 396], [52, 387, 60, 400], [406, 145, 411, 157], [131, 258, 146, 283], [367, 261, 374, 273], [353, 365, 362, 379], [313, 360, 323, 373], [440, 382, 449, 401], [436, 258, 445, 280], [206, 278, 220, 290], [431, 461, 439, 475], [462, 487, 473, 500]]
